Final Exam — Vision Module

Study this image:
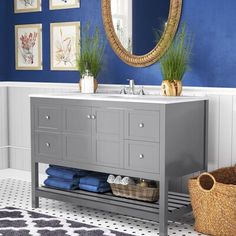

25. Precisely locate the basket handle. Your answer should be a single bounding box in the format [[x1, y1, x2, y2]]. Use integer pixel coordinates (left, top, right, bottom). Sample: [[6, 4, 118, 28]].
[[197, 172, 216, 192]]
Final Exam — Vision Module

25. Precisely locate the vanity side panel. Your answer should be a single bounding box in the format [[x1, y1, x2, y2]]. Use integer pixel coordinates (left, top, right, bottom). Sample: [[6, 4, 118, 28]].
[[165, 101, 206, 177]]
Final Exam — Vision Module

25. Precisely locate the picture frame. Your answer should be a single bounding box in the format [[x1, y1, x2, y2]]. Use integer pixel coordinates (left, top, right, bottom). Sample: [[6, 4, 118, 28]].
[[15, 24, 43, 70], [49, 0, 80, 10], [50, 22, 80, 71], [14, 0, 42, 13]]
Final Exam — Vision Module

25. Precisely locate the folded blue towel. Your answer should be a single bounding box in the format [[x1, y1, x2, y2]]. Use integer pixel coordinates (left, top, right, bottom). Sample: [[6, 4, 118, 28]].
[[79, 174, 109, 187], [79, 183, 111, 193], [44, 177, 80, 190], [46, 166, 89, 180]]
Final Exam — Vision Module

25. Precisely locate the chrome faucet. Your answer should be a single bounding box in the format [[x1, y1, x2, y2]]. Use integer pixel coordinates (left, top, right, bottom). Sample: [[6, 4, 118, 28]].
[[120, 79, 145, 95], [128, 79, 135, 94], [120, 79, 135, 94]]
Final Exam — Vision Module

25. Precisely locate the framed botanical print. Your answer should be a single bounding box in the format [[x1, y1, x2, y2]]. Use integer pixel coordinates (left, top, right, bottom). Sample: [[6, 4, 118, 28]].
[[50, 22, 80, 71], [14, 0, 42, 13], [15, 24, 42, 70], [49, 0, 80, 10]]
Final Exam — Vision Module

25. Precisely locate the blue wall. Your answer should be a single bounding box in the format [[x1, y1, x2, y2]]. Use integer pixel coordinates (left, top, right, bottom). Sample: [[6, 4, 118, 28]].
[[6, 0, 102, 83], [3, 0, 236, 87], [0, 1, 7, 81]]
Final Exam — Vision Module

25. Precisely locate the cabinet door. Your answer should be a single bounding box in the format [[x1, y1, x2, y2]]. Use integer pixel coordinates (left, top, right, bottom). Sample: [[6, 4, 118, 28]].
[[63, 106, 93, 164], [63, 106, 92, 134], [92, 108, 124, 168], [63, 134, 92, 163]]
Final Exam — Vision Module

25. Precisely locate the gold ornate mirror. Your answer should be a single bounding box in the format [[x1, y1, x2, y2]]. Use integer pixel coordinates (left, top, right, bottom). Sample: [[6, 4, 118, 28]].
[[102, 0, 182, 67]]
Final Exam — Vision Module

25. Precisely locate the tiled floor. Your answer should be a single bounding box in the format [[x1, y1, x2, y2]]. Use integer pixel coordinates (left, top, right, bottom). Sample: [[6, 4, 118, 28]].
[[0, 169, 205, 236]]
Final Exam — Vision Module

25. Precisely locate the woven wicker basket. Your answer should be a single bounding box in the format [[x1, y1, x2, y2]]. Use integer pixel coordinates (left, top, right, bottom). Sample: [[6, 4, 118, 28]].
[[110, 184, 159, 202], [188, 165, 236, 236]]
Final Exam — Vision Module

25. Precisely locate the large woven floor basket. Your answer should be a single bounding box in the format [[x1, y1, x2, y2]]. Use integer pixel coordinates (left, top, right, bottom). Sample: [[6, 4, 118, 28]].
[[188, 165, 236, 236]]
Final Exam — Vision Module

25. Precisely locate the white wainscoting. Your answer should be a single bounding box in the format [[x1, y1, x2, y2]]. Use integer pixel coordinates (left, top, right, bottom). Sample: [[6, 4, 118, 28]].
[[1, 82, 236, 193], [0, 87, 8, 169]]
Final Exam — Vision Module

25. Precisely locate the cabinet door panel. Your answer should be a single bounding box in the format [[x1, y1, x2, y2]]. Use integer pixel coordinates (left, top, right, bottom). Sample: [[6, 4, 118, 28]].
[[93, 108, 124, 168], [96, 110, 121, 135], [96, 139, 122, 167], [64, 106, 92, 133], [63, 134, 92, 163]]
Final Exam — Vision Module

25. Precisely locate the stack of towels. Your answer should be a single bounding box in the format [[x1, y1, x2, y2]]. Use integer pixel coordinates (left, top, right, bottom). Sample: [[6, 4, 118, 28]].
[[79, 173, 111, 193], [44, 165, 89, 190], [44, 165, 111, 193], [107, 175, 135, 185]]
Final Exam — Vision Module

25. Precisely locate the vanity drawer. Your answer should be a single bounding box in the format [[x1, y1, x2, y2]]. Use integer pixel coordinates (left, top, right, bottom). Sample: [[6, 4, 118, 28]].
[[125, 110, 160, 142], [35, 105, 61, 131], [35, 132, 62, 160], [125, 141, 160, 173]]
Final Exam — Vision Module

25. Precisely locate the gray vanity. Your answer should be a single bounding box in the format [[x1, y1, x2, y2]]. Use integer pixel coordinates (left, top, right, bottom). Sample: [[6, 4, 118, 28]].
[[31, 93, 208, 236]]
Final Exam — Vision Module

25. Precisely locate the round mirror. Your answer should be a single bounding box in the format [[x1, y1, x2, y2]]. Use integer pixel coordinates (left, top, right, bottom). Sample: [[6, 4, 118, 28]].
[[102, 0, 182, 67]]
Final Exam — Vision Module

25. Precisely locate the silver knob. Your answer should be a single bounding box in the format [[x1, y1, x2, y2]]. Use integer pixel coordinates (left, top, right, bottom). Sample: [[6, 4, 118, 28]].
[[87, 115, 91, 119], [45, 115, 50, 120], [139, 154, 144, 159], [91, 115, 96, 120], [139, 123, 144, 128], [46, 142, 50, 148]]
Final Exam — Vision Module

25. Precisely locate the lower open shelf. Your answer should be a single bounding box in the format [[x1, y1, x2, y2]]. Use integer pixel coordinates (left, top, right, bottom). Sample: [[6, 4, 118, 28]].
[[36, 186, 192, 221]]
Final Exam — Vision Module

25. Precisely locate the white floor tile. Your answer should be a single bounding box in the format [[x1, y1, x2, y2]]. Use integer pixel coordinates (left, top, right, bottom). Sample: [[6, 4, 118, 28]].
[[0, 169, 205, 236]]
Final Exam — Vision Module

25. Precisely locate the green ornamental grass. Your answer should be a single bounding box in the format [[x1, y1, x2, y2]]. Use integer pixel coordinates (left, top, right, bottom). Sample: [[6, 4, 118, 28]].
[[160, 23, 193, 81], [77, 23, 105, 78]]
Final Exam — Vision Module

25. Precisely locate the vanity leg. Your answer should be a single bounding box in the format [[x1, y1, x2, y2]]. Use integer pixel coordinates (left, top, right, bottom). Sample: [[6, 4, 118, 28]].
[[159, 176, 168, 236], [31, 162, 39, 208]]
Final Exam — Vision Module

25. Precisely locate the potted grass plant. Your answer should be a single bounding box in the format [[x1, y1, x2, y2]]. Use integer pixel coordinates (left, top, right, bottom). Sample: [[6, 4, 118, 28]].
[[77, 23, 105, 92], [160, 23, 192, 96]]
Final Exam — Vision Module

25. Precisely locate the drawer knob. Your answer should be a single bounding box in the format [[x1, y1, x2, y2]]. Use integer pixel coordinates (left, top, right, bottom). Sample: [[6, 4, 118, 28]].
[[45, 142, 51, 148], [91, 115, 96, 120], [139, 154, 144, 159], [139, 123, 144, 128], [45, 115, 50, 120], [87, 115, 91, 119]]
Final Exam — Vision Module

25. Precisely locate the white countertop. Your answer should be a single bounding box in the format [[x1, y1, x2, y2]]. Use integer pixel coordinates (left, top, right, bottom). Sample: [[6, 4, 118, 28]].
[[29, 92, 208, 104]]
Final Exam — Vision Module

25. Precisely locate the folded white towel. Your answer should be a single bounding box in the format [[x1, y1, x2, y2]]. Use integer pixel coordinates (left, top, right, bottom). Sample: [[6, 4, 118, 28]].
[[107, 175, 115, 184], [114, 176, 122, 184], [120, 177, 135, 185]]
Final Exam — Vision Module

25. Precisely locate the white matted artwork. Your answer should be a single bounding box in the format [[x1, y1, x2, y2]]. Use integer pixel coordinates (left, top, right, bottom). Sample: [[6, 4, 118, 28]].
[[49, 0, 80, 10], [14, 0, 41, 13], [50, 22, 80, 71], [15, 24, 42, 70]]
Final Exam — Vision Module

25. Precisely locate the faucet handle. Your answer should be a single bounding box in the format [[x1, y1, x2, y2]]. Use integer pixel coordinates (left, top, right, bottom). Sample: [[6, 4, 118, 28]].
[[120, 86, 128, 94], [138, 86, 145, 95]]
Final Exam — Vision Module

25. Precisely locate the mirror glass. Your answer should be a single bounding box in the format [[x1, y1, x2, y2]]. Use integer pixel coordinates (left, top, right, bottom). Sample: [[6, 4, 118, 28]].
[[111, 0, 170, 56]]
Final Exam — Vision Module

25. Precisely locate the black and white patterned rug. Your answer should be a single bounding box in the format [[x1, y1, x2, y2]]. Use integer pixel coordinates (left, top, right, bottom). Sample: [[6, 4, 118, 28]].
[[0, 207, 132, 236]]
